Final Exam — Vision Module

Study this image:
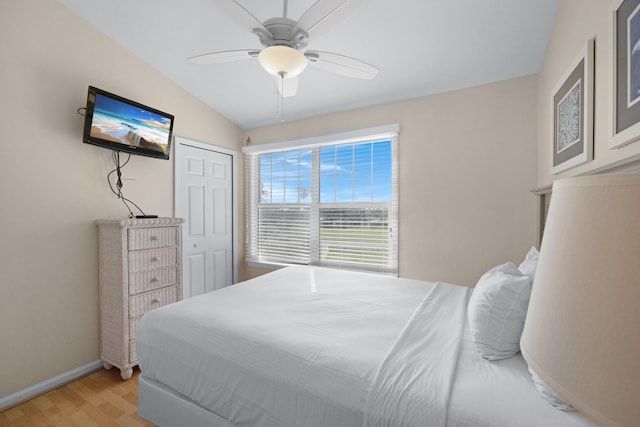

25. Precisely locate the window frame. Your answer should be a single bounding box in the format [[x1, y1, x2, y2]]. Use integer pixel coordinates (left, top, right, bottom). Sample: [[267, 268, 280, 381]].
[[243, 124, 399, 275]]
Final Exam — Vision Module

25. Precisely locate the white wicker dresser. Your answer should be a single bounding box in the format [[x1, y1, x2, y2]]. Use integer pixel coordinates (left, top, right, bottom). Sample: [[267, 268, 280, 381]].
[[96, 217, 184, 380]]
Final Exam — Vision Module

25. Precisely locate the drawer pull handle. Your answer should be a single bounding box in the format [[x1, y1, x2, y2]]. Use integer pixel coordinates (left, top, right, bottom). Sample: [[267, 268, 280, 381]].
[[150, 236, 158, 241], [151, 298, 160, 304], [150, 277, 158, 283], [151, 257, 159, 262]]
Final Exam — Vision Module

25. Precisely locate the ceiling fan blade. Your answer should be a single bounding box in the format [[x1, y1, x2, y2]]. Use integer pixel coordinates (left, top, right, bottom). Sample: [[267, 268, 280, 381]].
[[188, 49, 260, 65], [305, 51, 378, 80], [218, 0, 268, 33], [277, 76, 299, 98], [294, 0, 364, 34]]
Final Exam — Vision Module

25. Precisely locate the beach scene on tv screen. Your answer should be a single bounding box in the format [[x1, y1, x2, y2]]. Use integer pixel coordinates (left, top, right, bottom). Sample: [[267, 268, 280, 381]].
[[90, 94, 171, 154]]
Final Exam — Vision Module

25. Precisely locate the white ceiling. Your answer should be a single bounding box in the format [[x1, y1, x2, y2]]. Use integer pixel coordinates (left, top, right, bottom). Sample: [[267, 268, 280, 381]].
[[57, 0, 559, 130]]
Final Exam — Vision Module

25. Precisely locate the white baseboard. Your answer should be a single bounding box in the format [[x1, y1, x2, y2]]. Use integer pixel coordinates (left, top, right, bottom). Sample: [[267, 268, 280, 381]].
[[0, 360, 103, 410]]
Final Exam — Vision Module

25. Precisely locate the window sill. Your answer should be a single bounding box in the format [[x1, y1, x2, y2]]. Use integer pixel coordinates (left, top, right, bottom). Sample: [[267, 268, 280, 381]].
[[245, 259, 398, 277], [245, 259, 291, 270]]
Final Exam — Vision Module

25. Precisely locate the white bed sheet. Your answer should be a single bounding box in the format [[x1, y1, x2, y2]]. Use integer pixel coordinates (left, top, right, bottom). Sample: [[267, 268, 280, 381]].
[[364, 281, 471, 427], [447, 321, 598, 427], [137, 266, 598, 427]]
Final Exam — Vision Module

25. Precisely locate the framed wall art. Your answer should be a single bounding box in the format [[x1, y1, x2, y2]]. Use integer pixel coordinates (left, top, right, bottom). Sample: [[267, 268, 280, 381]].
[[610, 0, 640, 148], [551, 39, 594, 174]]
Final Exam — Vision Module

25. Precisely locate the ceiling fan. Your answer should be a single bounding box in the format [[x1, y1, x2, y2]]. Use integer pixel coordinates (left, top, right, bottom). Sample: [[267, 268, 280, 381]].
[[188, 0, 378, 98]]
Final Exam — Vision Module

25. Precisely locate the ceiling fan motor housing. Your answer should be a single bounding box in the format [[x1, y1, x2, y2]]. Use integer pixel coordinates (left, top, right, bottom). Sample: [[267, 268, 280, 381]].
[[254, 18, 308, 50]]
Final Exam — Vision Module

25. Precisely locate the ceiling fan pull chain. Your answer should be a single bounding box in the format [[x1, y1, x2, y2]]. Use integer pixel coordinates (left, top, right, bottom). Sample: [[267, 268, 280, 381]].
[[277, 72, 285, 121]]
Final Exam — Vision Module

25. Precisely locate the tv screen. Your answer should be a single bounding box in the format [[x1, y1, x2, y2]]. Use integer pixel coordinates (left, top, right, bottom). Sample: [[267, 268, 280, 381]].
[[83, 86, 174, 160]]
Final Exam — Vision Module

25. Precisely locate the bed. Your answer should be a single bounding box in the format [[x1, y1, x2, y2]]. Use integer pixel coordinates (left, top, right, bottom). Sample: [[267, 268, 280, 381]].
[[136, 265, 596, 427]]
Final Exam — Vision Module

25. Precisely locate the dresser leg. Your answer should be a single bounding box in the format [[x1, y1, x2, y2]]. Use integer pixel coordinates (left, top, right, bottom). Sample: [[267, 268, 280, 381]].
[[103, 361, 113, 370], [120, 367, 133, 380]]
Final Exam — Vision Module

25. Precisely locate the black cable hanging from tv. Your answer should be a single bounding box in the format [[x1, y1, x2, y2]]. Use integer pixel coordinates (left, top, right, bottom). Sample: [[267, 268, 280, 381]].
[[107, 150, 147, 218]]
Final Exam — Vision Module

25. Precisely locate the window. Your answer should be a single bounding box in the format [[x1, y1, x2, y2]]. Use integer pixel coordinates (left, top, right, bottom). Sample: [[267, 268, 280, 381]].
[[244, 125, 398, 274]]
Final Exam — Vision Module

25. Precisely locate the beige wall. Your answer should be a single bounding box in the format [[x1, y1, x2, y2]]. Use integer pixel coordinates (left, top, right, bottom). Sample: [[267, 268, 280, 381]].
[[537, 0, 640, 186], [243, 75, 539, 286], [0, 1, 242, 398]]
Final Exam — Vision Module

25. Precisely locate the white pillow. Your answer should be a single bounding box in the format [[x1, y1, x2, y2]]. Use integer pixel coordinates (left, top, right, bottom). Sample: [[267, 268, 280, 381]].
[[468, 262, 532, 360], [528, 367, 575, 411], [518, 246, 539, 284]]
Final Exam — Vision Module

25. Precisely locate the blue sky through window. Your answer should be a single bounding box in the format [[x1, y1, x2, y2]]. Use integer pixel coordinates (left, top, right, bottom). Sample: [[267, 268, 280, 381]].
[[259, 140, 391, 204]]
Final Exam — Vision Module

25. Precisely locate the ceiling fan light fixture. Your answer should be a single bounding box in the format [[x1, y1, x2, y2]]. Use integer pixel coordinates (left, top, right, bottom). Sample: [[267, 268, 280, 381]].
[[258, 45, 308, 78]]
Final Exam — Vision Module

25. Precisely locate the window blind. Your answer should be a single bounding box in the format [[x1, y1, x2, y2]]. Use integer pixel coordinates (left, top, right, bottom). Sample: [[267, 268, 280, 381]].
[[245, 127, 398, 274]]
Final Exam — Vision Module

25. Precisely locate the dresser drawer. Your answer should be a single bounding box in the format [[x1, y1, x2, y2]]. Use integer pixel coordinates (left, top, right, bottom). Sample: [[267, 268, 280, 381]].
[[128, 227, 178, 250], [129, 285, 179, 317], [129, 266, 178, 295], [128, 247, 178, 273]]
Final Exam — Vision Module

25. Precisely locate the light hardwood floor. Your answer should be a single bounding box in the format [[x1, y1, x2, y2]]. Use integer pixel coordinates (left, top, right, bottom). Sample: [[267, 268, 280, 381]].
[[0, 367, 153, 427]]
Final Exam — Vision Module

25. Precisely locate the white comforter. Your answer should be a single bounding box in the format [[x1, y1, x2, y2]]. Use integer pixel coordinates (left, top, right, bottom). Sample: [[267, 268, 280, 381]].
[[137, 266, 597, 427], [138, 266, 462, 426]]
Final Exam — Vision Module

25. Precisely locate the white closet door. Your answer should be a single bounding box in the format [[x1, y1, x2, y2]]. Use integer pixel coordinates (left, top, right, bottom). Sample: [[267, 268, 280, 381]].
[[175, 140, 234, 297]]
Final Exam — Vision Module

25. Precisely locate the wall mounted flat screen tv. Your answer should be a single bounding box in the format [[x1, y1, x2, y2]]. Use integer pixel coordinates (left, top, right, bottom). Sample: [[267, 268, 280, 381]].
[[83, 86, 174, 160]]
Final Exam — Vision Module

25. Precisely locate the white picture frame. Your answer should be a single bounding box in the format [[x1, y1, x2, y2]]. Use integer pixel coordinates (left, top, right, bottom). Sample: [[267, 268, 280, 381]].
[[610, 0, 640, 149], [551, 39, 594, 174]]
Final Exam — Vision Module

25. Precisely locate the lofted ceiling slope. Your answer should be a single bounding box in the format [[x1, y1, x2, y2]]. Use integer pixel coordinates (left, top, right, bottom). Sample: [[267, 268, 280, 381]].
[[57, 0, 559, 130]]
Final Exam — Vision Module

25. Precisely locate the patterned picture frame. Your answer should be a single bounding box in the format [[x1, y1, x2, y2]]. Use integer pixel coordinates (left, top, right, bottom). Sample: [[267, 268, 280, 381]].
[[551, 39, 594, 174], [610, 0, 640, 148]]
